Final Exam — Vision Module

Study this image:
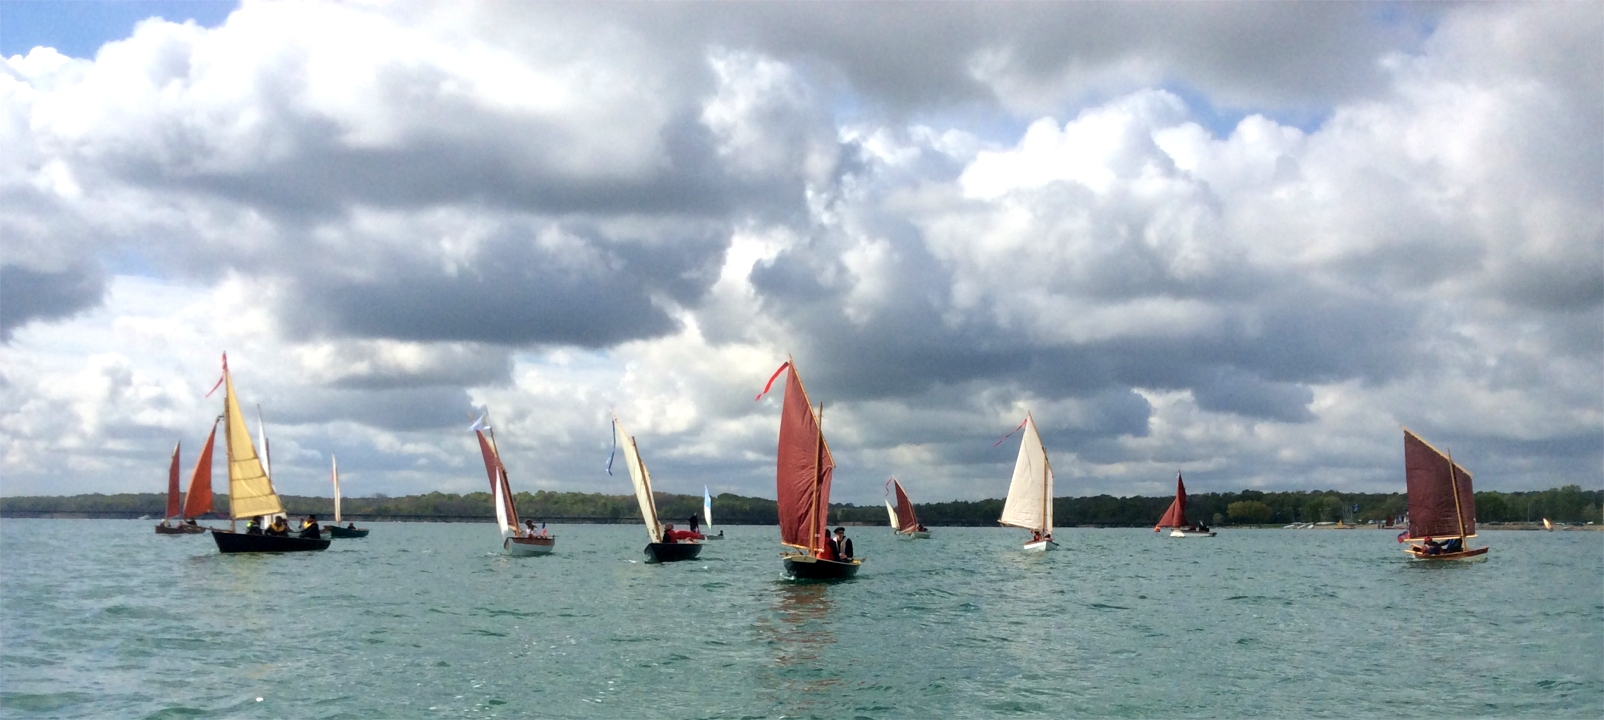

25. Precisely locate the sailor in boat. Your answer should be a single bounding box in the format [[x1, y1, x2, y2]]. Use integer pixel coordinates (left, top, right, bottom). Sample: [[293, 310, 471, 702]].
[[185, 518, 200, 528], [1422, 536, 1444, 555], [265, 516, 290, 537], [688, 514, 700, 535], [298, 515, 322, 539], [246, 516, 264, 535], [661, 523, 678, 543], [829, 527, 854, 561]]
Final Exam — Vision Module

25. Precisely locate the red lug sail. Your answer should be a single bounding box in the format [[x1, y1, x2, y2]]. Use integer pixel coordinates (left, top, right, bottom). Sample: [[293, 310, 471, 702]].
[[181, 421, 218, 519], [1404, 430, 1477, 540], [892, 479, 919, 532], [775, 363, 833, 554], [165, 443, 182, 519], [1154, 473, 1188, 530]]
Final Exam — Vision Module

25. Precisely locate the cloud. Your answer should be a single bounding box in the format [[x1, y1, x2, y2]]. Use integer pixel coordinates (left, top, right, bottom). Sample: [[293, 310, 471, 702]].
[[0, 2, 1596, 503]]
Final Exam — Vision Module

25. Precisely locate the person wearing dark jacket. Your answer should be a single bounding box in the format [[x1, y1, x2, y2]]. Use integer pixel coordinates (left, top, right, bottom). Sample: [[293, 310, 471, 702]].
[[298, 515, 321, 539], [831, 527, 853, 561]]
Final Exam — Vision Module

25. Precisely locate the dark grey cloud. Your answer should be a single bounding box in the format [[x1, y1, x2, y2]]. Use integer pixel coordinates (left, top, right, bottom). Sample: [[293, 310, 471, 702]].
[[0, 262, 107, 340], [279, 217, 727, 347]]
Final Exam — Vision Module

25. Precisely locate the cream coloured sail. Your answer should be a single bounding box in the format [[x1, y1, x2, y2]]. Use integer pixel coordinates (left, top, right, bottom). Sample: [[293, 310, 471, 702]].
[[885, 499, 898, 528], [615, 415, 661, 542], [331, 454, 341, 524], [223, 367, 284, 520], [999, 414, 1053, 533], [492, 470, 512, 537]]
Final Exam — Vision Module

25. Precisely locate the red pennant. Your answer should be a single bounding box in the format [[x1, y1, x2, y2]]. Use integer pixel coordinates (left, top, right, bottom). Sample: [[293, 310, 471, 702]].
[[204, 353, 227, 398], [755, 361, 790, 401], [992, 417, 1028, 447]]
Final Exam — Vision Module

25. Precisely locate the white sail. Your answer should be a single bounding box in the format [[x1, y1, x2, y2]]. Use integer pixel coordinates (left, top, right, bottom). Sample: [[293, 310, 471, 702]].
[[886, 499, 898, 528], [255, 404, 272, 480], [492, 469, 512, 538], [999, 414, 1053, 533], [331, 454, 341, 524], [615, 416, 661, 542], [703, 485, 714, 529]]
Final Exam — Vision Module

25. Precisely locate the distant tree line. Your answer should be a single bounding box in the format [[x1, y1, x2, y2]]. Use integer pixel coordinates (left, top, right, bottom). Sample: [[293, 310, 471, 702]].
[[4, 485, 1599, 525]]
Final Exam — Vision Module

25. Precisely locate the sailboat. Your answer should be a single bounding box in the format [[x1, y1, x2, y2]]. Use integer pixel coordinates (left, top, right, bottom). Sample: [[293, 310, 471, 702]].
[[473, 419, 554, 556], [886, 477, 930, 538], [1401, 428, 1488, 560], [325, 454, 368, 538], [155, 427, 215, 535], [210, 354, 330, 553], [999, 413, 1057, 551], [701, 486, 723, 540], [612, 414, 702, 563], [1542, 518, 1554, 531], [1154, 472, 1215, 537], [759, 359, 861, 579]]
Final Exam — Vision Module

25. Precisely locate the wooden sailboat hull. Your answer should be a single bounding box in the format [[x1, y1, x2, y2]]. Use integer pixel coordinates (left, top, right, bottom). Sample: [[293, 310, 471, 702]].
[[782, 553, 862, 580], [700, 532, 724, 540], [644, 542, 703, 563], [1408, 546, 1489, 561], [212, 529, 330, 553], [154, 523, 208, 535], [505, 536, 555, 556], [1169, 529, 1216, 537], [326, 526, 369, 538], [895, 530, 931, 539], [1022, 539, 1059, 552]]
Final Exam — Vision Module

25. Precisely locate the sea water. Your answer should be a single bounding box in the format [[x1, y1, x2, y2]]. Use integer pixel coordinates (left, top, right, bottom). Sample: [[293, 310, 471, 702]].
[[1, 520, 1599, 718]]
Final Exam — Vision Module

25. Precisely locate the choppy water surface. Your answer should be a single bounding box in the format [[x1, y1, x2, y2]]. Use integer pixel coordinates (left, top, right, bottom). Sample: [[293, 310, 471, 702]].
[[2, 520, 1599, 718]]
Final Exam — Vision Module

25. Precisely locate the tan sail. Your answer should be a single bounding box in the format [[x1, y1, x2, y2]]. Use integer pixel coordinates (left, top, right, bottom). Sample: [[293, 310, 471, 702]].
[[222, 362, 283, 520], [614, 415, 661, 542], [999, 414, 1053, 533]]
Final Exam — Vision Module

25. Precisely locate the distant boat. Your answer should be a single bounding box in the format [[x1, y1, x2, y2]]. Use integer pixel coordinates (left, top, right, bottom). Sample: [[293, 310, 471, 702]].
[[1401, 429, 1488, 561], [209, 354, 329, 553], [155, 427, 214, 535], [701, 486, 723, 540], [473, 419, 554, 556], [1542, 518, 1554, 531], [612, 414, 702, 563], [325, 454, 368, 538], [760, 359, 861, 579], [1153, 472, 1215, 537], [999, 413, 1057, 551], [886, 477, 930, 538]]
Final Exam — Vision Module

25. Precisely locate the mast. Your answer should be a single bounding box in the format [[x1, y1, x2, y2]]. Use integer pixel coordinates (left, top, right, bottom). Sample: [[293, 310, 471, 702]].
[[1447, 447, 1467, 542], [809, 401, 824, 554], [331, 454, 341, 525]]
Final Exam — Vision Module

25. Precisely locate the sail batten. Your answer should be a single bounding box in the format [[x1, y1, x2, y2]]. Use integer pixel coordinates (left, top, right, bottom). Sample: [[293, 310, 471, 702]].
[[180, 420, 218, 519], [222, 363, 284, 520], [999, 414, 1053, 533], [1404, 429, 1477, 539]]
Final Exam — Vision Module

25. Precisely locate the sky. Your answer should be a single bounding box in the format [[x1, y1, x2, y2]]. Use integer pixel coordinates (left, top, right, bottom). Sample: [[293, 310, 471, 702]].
[[1, 1, 1599, 505]]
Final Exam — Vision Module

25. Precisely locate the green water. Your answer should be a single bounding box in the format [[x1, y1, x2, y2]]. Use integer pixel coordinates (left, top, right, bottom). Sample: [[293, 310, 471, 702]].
[[1, 520, 1599, 718]]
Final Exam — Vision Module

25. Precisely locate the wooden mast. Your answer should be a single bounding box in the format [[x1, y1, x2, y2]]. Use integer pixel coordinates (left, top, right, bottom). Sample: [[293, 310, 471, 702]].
[[811, 400, 824, 556], [1447, 447, 1468, 543], [223, 376, 236, 534]]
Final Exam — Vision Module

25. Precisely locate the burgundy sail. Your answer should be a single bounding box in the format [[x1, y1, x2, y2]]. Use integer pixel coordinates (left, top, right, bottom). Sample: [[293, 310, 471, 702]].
[[181, 421, 218, 519], [1153, 473, 1188, 531], [775, 363, 834, 554], [1404, 430, 1477, 540], [891, 479, 919, 532], [165, 443, 182, 519]]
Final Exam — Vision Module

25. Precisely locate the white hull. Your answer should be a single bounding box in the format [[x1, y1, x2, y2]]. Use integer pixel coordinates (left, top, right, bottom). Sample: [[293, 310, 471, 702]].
[[1021, 539, 1058, 552], [895, 530, 931, 539], [1169, 529, 1216, 537], [505, 536, 555, 556]]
